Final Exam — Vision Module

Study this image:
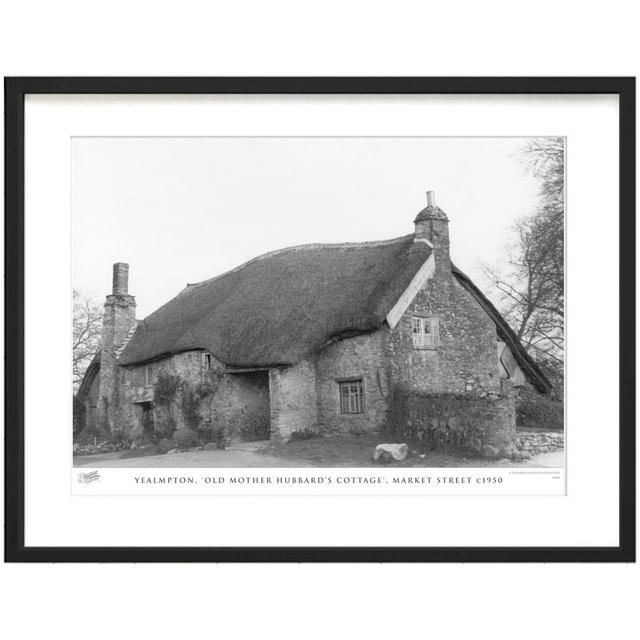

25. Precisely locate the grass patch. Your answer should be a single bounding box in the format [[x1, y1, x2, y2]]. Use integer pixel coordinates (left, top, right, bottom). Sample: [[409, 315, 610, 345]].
[[262, 433, 523, 468]]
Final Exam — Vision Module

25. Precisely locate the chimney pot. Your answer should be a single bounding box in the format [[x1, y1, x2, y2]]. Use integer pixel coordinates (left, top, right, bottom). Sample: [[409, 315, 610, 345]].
[[426, 190, 436, 207], [112, 262, 129, 295]]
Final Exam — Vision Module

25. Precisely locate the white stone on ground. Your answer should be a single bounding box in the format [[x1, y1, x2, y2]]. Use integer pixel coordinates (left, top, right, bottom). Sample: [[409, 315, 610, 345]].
[[373, 443, 409, 462]]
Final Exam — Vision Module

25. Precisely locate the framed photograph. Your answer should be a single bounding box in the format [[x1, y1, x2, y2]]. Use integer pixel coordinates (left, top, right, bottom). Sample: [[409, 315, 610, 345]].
[[4, 77, 635, 562]]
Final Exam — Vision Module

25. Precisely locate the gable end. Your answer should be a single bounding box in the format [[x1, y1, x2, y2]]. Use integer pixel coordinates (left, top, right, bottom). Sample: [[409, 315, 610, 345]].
[[386, 254, 435, 329]]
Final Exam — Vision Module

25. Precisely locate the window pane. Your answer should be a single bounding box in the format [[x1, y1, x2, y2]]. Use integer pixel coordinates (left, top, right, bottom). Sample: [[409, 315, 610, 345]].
[[412, 317, 439, 348], [340, 380, 363, 414]]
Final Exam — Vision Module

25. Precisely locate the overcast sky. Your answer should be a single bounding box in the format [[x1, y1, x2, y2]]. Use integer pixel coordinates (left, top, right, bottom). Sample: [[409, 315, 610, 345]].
[[72, 137, 543, 318]]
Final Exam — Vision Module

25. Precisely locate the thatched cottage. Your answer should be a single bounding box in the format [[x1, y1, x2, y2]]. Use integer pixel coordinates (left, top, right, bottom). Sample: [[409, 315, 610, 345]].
[[77, 192, 550, 451]]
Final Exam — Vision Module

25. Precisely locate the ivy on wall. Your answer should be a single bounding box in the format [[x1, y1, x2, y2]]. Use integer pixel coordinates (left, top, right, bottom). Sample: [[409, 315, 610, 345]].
[[151, 368, 227, 441], [152, 370, 182, 435]]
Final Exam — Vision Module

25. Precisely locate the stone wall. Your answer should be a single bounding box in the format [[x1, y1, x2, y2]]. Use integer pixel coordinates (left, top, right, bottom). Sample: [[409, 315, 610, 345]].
[[389, 274, 501, 395], [127, 351, 206, 388], [516, 430, 564, 458], [387, 387, 518, 459], [378, 227, 516, 456], [120, 352, 270, 440], [315, 329, 390, 434], [118, 351, 206, 436], [269, 360, 318, 441]]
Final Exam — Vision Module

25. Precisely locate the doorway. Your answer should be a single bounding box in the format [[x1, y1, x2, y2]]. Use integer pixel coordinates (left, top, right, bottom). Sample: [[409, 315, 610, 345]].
[[140, 402, 155, 436], [227, 370, 271, 441]]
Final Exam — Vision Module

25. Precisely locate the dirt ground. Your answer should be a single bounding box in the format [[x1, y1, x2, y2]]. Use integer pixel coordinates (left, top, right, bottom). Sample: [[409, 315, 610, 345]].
[[74, 445, 308, 468], [73, 434, 563, 468]]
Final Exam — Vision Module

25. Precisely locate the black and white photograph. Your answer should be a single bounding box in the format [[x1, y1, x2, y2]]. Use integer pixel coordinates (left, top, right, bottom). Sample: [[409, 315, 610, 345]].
[[72, 136, 565, 474], [6, 76, 632, 564]]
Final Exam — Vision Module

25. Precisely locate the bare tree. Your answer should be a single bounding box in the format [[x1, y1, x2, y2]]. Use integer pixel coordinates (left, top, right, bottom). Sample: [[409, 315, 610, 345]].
[[485, 138, 564, 391], [73, 290, 103, 390]]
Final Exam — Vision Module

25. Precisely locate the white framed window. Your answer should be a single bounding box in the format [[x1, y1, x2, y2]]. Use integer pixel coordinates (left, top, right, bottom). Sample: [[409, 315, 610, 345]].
[[143, 364, 151, 387], [339, 379, 364, 414], [412, 316, 439, 348]]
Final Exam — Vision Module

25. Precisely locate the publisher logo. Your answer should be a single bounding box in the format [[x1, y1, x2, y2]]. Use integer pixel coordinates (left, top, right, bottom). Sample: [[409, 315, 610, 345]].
[[78, 470, 101, 484]]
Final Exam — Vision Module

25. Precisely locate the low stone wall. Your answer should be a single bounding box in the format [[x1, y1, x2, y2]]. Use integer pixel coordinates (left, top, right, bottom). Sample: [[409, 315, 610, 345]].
[[386, 387, 518, 459], [516, 430, 565, 457]]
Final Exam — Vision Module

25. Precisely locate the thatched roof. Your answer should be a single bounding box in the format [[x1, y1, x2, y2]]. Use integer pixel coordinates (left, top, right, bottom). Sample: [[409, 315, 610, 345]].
[[76, 350, 101, 400], [120, 235, 431, 367], [118, 234, 551, 393]]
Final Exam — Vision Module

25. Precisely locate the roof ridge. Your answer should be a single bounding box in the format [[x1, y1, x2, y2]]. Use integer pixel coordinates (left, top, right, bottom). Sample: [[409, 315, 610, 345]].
[[183, 234, 414, 293]]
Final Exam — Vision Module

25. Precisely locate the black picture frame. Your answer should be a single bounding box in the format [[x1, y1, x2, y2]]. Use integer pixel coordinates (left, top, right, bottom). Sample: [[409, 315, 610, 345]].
[[4, 76, 635, 563]]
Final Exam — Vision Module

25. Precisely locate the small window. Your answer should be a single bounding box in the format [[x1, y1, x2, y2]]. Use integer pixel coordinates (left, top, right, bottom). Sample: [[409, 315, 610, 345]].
[[412, 316, 439, 348], [144, 365, 151, 387], [339, 379, 364, 414], [201, 352, 213, 381]]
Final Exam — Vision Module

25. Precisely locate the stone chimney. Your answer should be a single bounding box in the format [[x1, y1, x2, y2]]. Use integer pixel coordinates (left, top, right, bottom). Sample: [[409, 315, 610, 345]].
[[97, 263, 137, 434], [112, 262, 130, 295], [414, 190, 451, 275]]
